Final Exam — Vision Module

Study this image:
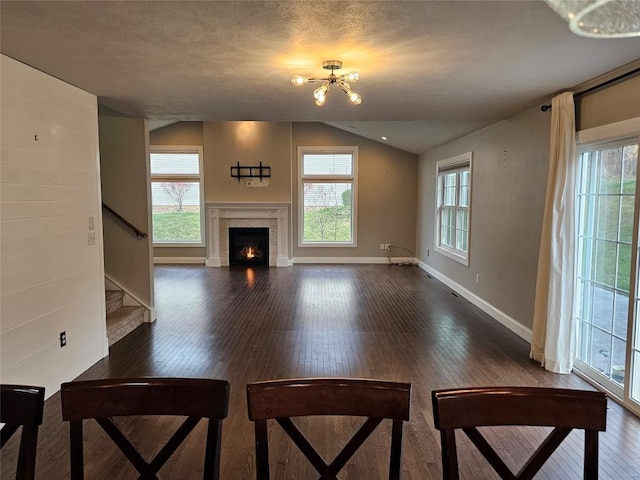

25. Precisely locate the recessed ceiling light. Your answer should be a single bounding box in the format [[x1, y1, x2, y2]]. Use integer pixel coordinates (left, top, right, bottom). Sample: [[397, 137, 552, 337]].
[[381, 136, 388, 140]]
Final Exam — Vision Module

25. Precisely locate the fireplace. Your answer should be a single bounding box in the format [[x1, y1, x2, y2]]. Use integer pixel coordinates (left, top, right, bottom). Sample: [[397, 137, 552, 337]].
[[229, 227, 269, 266], [206, 203, 290, 267]]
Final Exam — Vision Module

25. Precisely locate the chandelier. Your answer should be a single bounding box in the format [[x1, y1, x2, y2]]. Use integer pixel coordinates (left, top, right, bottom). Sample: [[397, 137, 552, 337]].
[[544, 0, 640, 38], [291, 60, 362, 106]]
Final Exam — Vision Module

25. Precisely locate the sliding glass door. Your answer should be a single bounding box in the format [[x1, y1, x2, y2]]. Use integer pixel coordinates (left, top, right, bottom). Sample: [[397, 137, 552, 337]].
[[575, 131, 640, 415], [633, 213, 640, 406]]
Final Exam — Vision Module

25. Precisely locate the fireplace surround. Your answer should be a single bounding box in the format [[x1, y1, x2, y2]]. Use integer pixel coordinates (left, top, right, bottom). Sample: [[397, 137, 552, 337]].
[[206, 203, 290, 267]]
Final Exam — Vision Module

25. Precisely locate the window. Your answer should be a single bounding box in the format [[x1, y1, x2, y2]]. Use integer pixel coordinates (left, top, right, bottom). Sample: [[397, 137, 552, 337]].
[[150, 147, 204, 246], [435, 152, 472, 265], [298, 147, 357, 246], [574, 117, 640, 416]]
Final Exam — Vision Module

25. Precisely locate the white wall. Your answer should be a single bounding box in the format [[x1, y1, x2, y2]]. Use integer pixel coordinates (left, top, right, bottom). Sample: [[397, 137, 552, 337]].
[[1, 55, 107, 398]]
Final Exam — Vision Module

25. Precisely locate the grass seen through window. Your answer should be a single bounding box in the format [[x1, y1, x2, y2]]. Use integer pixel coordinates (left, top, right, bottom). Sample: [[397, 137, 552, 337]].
[[153, 210, 201, 243]]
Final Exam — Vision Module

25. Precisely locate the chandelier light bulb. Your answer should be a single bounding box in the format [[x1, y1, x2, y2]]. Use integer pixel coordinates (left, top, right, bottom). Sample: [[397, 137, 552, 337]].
[[349, 91, 362, 105], [313, 83, 329, 100], [345, 71, 360, 83], [314, 95, 327, 106], [291, 75, 307, 86]]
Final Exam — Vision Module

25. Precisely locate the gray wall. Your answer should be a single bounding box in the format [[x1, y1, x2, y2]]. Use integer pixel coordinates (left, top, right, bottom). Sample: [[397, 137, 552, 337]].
[[417, 107, 550, 330], [416, 73, 640, 333], [99, 106, 154, 308], [292, 123, 418, 259], [150, 121, 203, 146], [203, 121, 292, 203], [150, 121, 418, 261]]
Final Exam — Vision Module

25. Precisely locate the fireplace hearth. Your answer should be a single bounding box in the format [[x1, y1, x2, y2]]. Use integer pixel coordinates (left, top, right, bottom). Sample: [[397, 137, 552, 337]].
[[229, 227, 269, 266]]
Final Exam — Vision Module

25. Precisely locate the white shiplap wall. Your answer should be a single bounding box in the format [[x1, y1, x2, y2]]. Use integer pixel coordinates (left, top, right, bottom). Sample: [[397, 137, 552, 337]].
[[1, 55, 107, 398]]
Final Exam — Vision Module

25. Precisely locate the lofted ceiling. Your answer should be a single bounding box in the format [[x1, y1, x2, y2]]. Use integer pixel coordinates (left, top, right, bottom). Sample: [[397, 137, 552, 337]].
[[1, 1, 639, 154]]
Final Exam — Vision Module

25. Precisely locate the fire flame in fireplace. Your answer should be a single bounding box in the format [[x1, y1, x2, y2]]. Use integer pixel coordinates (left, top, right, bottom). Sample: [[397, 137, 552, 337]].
[[240, 246, 260, 260]]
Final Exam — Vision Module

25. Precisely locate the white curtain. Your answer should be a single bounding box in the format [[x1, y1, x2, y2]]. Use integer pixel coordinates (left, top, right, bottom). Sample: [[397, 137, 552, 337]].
[[530, 92, 577, 374]]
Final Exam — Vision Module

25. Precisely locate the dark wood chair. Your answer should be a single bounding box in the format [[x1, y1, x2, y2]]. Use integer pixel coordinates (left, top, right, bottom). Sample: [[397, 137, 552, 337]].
[[61, 377, 230, 480], [246, 377, 412, 480], [432, 386, 607, 480], [0, 384, 46, 480]]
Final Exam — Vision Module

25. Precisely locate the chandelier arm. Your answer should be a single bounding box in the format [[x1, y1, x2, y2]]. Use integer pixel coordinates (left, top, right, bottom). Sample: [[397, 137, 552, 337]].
[[338, 82, 351, 94]]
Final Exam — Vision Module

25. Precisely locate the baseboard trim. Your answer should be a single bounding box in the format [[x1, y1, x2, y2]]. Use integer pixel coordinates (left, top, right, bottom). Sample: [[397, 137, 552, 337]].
[[154, 257, 206, 264], [417, 260, 532, 343], [293, 256, 414, 265]]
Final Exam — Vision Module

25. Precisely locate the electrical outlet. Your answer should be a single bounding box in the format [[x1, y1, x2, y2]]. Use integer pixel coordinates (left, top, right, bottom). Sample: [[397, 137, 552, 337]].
[[384, 244, 391, 250], [60, 331, 67, 348], [87, 232, 95, 245], [380, 244, 385, 250], [88, 216, 95, 231]]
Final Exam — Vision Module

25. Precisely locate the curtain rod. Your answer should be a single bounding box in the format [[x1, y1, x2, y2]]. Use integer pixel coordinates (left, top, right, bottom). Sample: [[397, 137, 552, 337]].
[[540, 66, 640, 112]]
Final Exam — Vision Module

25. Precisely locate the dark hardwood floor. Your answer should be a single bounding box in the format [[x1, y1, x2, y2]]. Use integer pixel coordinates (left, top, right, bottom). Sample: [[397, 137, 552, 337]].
[[2, 264, 640, 479]]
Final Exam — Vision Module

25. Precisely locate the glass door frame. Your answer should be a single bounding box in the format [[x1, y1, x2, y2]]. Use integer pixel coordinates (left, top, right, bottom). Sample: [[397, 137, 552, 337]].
[[574, 117, 640, 418]]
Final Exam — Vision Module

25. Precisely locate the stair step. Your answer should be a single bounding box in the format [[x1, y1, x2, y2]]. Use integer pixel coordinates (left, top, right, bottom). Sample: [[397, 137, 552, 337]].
[[107, 306, 145, 347], [106, 290, 125, 315]]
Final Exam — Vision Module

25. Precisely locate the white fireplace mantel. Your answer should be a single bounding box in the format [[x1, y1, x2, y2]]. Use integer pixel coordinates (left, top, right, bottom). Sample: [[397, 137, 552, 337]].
[[206, 202, 290, 267]]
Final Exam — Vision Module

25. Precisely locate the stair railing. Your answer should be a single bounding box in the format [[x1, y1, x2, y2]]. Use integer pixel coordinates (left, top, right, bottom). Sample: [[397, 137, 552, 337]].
[[102, 203, 148, 238]]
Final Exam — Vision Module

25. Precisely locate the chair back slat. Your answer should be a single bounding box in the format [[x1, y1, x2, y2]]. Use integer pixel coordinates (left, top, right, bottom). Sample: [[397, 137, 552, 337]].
[[61, 377, 229, 480], [61, 377, 229, 420], [247, 377, 411, 420], [1, 385, 45, 428], [0, 384, 45, 480], [433, 387, 606, 430], [247, 377, 411, 480], [432, 387, 607, 480]]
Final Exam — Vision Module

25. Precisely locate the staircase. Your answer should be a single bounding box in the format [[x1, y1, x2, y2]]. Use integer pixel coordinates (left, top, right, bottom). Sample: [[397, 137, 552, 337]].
[[106, 290, 145, 347]]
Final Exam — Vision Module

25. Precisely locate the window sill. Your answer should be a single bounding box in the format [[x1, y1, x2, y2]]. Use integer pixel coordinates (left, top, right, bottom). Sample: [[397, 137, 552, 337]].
[[153, 242, 205, 248], [299, 242, 357, 248], [434, 245, 469, 266]]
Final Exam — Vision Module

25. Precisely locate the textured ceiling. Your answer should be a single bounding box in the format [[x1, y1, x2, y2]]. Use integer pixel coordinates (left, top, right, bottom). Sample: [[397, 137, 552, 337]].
[[1, 1, 639, 154]]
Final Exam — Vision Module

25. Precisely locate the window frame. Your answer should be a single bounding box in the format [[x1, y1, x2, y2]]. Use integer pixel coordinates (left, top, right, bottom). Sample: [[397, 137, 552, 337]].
[[150, 145, 205, 247], [297, 146, 358, 247], [434, 152, 473, 266]]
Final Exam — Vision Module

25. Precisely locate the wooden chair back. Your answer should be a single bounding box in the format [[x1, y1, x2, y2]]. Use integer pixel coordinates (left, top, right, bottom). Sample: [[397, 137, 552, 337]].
[[246, 377, 411, 480], [432, 387, 607, 480], [61, 377, 229, 480], [0, 384, 46, 480]]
